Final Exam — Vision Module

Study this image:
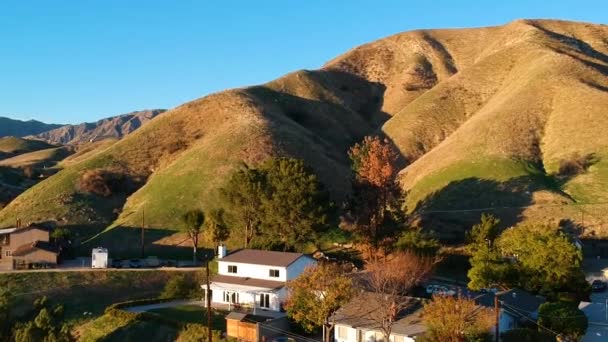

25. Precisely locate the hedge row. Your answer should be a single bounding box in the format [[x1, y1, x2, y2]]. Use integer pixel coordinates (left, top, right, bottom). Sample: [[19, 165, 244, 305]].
[[104, 297, 222, 340]]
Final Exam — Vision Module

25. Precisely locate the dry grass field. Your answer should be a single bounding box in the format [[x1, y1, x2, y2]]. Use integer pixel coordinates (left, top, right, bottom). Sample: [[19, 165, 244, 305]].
[[2, 19, 608, 246]]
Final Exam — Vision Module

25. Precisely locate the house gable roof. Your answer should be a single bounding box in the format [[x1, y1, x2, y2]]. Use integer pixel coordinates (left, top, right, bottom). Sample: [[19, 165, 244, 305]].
[[333, 292, 426, 337], [10, 225, 51, 236], [211, 274, 286, 290], [0, 228, 17, 235], [219, 249, 310, 267], [476, 288, 545, 313]]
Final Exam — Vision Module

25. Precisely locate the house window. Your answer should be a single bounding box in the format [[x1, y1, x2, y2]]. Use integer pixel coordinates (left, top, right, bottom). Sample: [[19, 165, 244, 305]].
[[336, 326, 348, 339], [269, 269, 280, 278], [260, 293, 270, 308], [223, 291, 239, 304], [373, 332, 385, 342], [5, 250, 11, 257], [227, 265, 237, 274]]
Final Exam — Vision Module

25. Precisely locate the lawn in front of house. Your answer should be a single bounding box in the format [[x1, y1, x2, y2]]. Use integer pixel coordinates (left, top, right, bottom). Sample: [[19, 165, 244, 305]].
[[148, 305, 227, 331]]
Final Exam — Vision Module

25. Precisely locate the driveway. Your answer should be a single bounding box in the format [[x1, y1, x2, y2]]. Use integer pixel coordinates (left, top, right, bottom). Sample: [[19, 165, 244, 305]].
[[124, 300, 204, 313]]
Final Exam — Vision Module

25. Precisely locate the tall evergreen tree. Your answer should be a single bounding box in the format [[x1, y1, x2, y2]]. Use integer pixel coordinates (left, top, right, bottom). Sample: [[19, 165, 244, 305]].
[[205, 209, 230, 248], [220, 164, 265, 247], [259, 158, 332, 251]]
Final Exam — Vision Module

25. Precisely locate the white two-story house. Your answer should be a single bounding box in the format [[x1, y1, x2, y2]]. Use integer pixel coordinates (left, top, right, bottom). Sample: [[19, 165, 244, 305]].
[[205, 247, 316, 313]]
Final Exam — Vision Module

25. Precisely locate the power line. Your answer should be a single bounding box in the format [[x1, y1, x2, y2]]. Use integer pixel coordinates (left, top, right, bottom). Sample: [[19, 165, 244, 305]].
[[499, 302, 563, 338], [419, 201, 608, 214]]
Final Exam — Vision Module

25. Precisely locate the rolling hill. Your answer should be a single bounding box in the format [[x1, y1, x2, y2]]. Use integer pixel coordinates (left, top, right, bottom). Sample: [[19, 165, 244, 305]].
[[29, 109, 166, 145], [2, 19, 608, 249], [0, 117, 62, 138]]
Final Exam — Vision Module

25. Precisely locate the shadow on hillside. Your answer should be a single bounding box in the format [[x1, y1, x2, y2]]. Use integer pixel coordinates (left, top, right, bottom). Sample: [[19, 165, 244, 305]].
[[412, 176, 536, 243], [530, 22, 608, 65], [534, 24, 608, 77], [78, 226, 197, 260], [421, 32, 458, 74], [243, 70, 391, 198]]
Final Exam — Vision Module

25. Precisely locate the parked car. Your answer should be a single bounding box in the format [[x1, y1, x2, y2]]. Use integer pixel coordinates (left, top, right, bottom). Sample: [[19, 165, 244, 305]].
[[129, 259, 143, 268], [426, 284, 456, 296], [271, 337, 296, 342], [479, 287, 499, 294], [592, 279, 607, 292], [111, 258, 123, 269]]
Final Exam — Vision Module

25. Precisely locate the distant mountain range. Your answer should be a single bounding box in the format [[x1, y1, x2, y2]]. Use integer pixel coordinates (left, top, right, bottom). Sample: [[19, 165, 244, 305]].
[[0, 117, 62, 138], [28, 109, 166, 145]]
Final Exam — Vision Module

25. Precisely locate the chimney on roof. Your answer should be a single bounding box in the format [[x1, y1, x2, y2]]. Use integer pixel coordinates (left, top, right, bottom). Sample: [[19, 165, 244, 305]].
[[218, 244, 227, 259]]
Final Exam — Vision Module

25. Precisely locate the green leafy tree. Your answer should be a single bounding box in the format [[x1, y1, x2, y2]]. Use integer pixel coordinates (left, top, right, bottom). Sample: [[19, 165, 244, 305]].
[[422, 294, 493, 342], [220, 164, 265, 247], [466, 213, 501, 253], [285, 263, 354, 342], [259, 158, 332, 251], [395, 229, 440, 256], [467, 244, 514, 291], [537, 302, 587, 341], [181, 209, 205, 262], [498, 224, 587, 298], [13, 297, 72, 342], [468, 223, 589, 300], [205, 209, 230, 248]]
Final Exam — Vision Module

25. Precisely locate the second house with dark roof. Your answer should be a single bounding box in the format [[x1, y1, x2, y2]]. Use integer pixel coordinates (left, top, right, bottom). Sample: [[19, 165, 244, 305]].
[[0, 225, 60, 270], [204, 246, 316, 313]]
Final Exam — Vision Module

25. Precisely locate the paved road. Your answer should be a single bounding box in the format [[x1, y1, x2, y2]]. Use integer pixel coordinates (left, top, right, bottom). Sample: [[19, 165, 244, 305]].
[[124, 300, 204, 313], [581, 261, 608, 342], [0, 266, 202, 274]]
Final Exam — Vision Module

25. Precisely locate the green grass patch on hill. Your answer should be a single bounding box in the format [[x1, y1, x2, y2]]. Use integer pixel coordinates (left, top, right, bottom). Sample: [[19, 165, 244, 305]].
[[0, 136, 55, 154], [406, 157, 554, 212], [149, 305, 227, 330], [560, 153, 608, 204], [0, 146, 72, 168], [78, 314, 180, 342]]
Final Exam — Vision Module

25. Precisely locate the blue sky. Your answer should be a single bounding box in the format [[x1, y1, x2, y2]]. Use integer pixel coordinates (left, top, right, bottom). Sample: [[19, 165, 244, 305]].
[[1, 0, 606, 124]]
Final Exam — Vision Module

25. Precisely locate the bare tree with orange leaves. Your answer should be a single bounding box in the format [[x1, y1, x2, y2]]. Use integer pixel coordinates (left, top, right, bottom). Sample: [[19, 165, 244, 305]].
[[362, 251, 435, 340], [346, 135, 403, 258]]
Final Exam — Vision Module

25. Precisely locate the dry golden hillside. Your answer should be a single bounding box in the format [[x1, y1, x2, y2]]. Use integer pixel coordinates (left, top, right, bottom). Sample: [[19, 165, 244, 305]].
[[2, 19, 608, 246]]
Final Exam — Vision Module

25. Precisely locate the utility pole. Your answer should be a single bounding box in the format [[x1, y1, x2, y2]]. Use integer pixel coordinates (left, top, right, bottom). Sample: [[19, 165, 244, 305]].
[[206, 251, 213, 342], [140, 207, 145, 258], [494, 296, 500, 342]]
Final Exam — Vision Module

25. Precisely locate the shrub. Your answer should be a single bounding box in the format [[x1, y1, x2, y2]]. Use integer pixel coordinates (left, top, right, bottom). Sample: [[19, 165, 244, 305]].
[[395, 229, 440, 256], [501, 328, 555, 342], [537, 302, 587, 341], [78, 168, 135, 197], [176, 324, 221, 342], [160, 275, 200, 300], [558, 153, 597, 177]]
